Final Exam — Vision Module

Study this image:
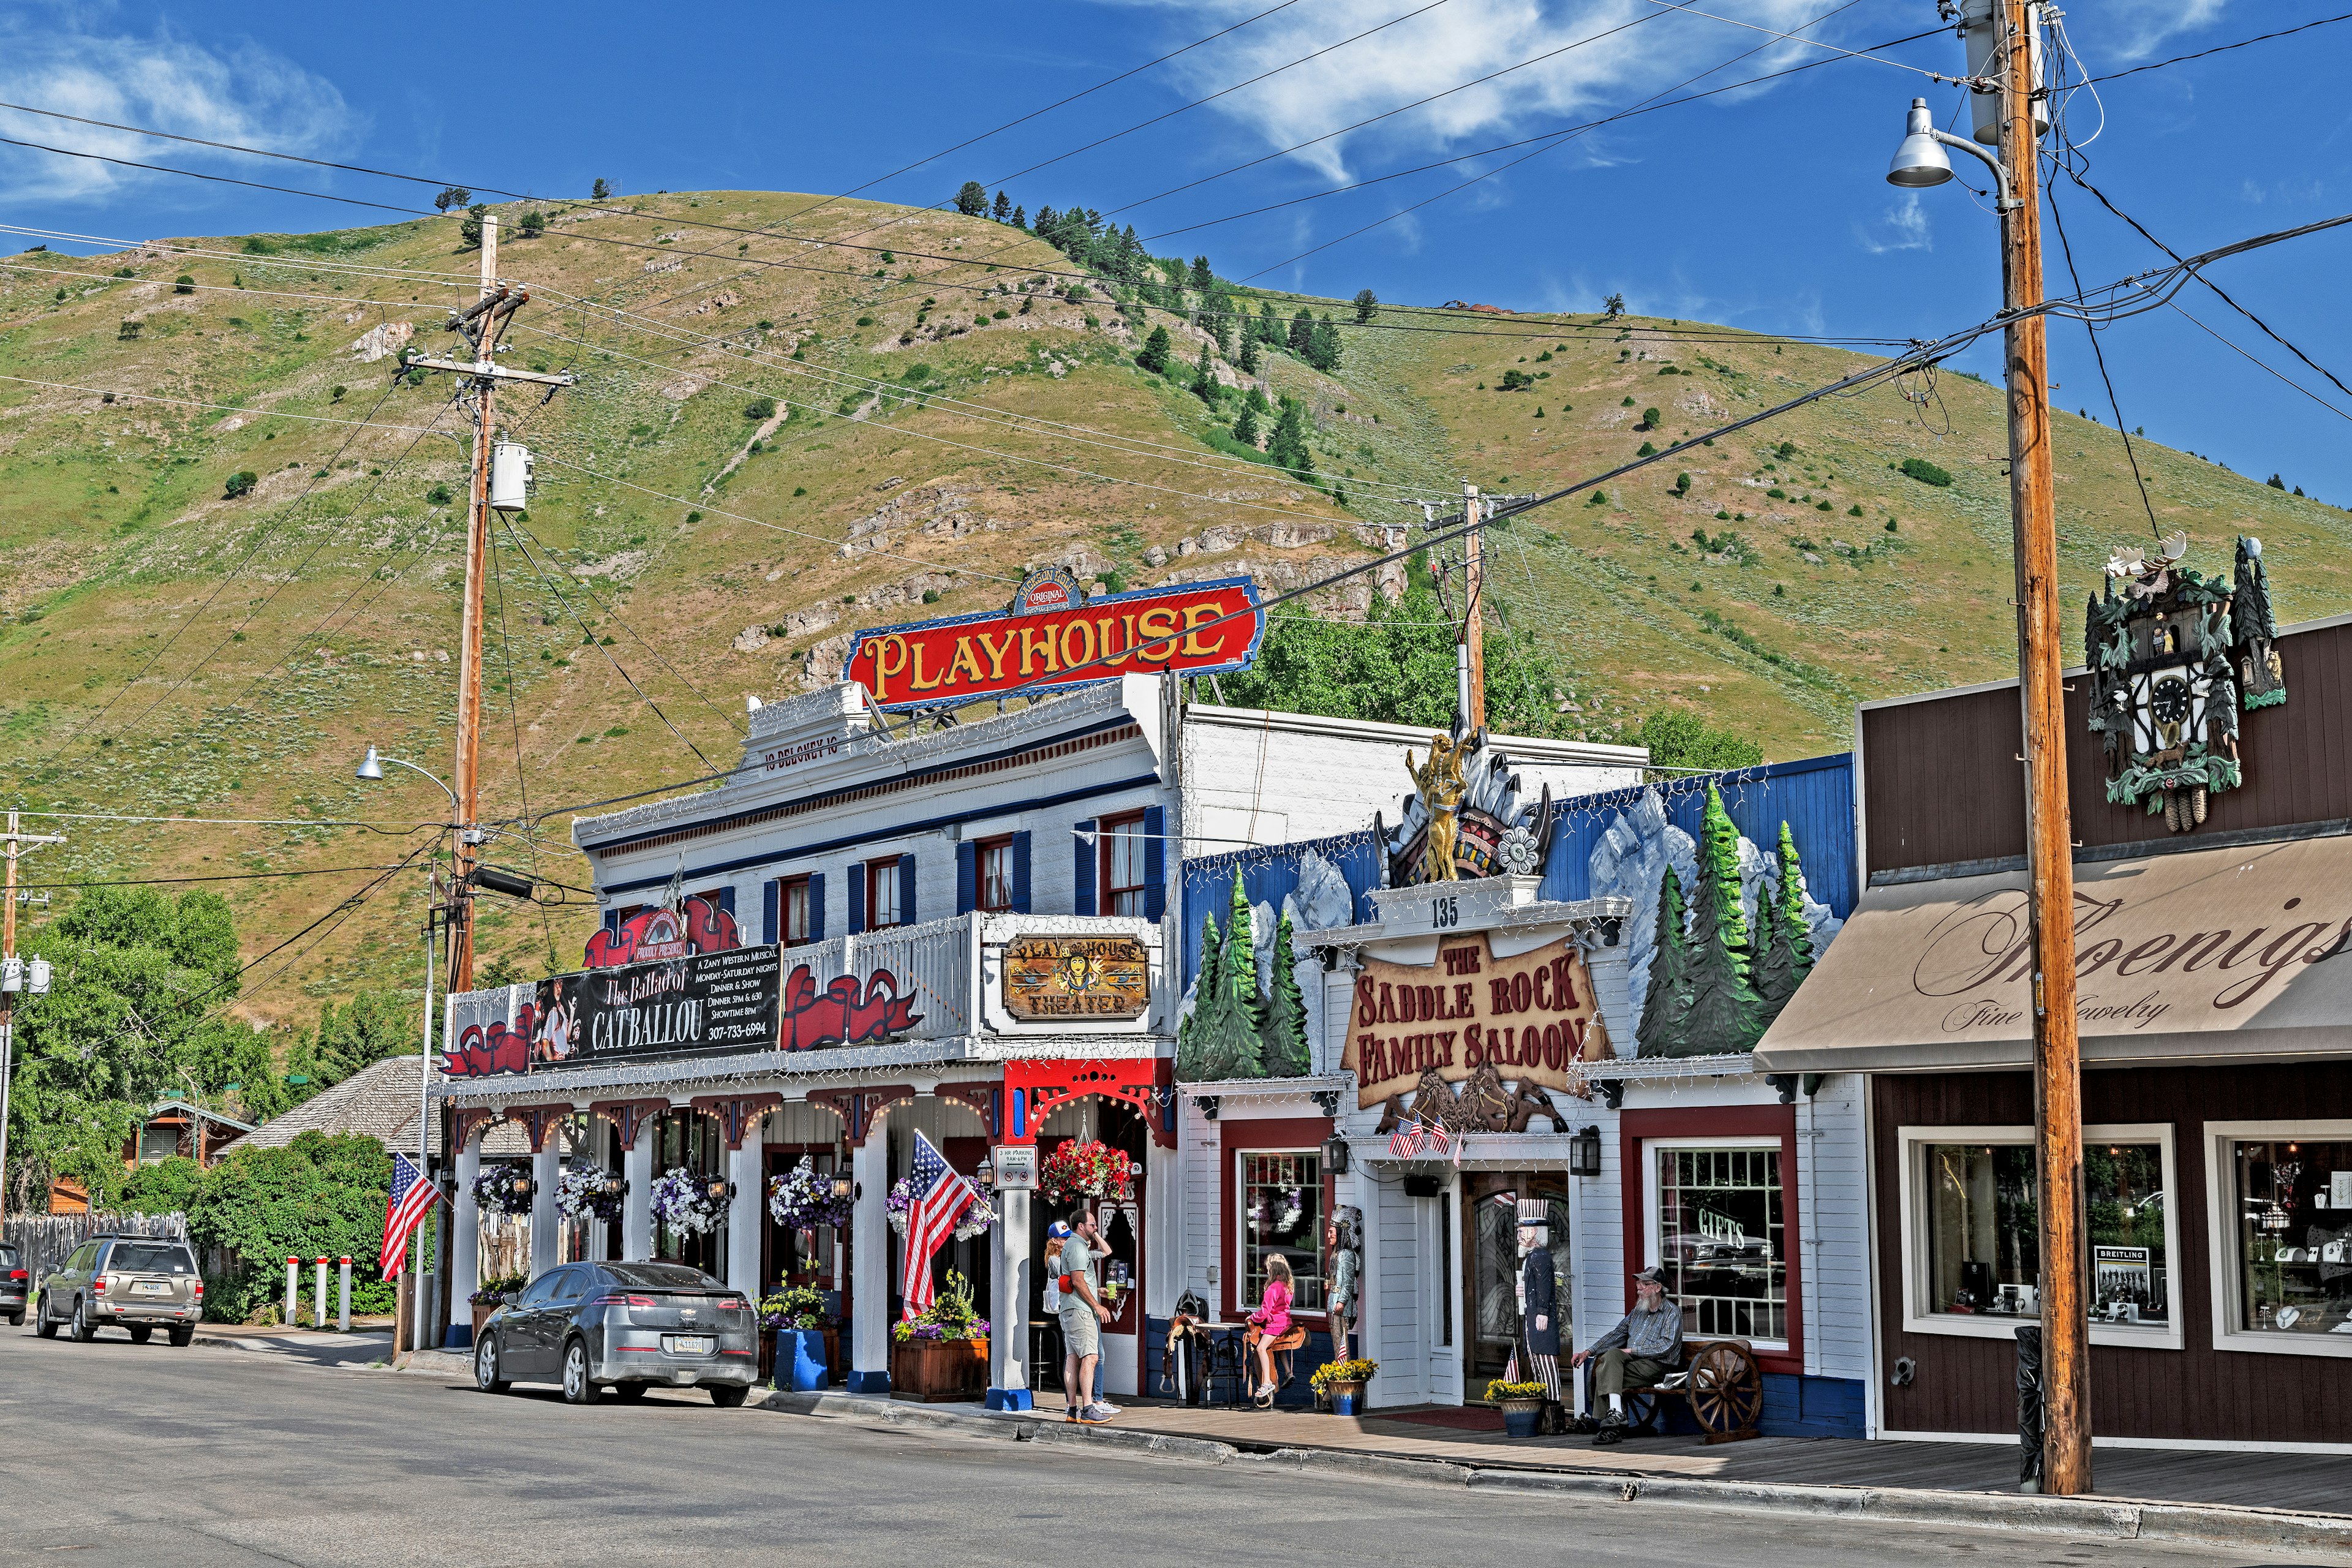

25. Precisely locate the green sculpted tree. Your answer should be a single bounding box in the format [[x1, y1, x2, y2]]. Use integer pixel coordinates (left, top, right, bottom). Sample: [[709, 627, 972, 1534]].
[[1261, 911, 1311, 1077], [1676, 785, 1766, 1055], [1637, 864, 1692, 1057], [1178, 876, 1266, 1080], [1751, 821, 1817, 1018]]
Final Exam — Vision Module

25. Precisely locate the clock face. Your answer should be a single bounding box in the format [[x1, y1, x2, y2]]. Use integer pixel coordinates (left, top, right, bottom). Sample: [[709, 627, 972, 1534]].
[[2130, 662, 2206, 753], [2150, 675, 2192, 725]]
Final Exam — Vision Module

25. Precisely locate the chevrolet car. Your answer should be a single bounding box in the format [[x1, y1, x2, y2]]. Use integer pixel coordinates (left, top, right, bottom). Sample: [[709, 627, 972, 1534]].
[[472, 1261, 757, 1406]]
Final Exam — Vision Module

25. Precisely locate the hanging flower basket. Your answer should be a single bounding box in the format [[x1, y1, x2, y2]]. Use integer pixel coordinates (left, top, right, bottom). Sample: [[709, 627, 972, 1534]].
[[557, 1164, 624, 1224], [649, 1166, 726, 1235], [955, 1187, 999, 1241], [1038, 1139, 1134, 1205], [768, 1157, 852, 1231], [472, 1165, 533, 1216], [886, 1173, 1000, 1237]]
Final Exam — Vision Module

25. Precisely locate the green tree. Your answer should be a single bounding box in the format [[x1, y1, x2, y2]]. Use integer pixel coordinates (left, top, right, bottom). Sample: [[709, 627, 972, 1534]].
[[1257, 301, 1281, 344], [1675, 786, 1766, 1055], [518, 209, 546, 239], [1209, 291, 1237, 357], [1353, 288, 1379, 323], [1238, 330, 1261, 375], [1637, 865, 1692, 1055], [1231, 398, 1262, 447], [1191, 341, 1220, 406], [434, 186, 472, 213], [1011, 204, 1026, 229], [1262, 911, 1311, 1077], [1751, 822, 1817, 1016], [189, 1131, 407, 1319], [1136, 323, 1173, 375], [460, 204, 488, 249], [285, 990, 417, 1108], [1629, 710, 1761, 775], [1189, 255, 1215, 295], [1306, 314, 1343, 372], [1266, 396, 1316, 480], [119, 1155, 205, 1215], [591, 178, 610, 201], [992, 190, 1013, 222], [1287, 309, 1314, 355], [954, 181, 990, 216]]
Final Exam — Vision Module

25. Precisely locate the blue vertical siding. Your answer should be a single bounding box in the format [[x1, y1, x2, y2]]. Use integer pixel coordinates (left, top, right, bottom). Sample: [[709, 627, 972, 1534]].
[[1180, 830, 1381, 986]]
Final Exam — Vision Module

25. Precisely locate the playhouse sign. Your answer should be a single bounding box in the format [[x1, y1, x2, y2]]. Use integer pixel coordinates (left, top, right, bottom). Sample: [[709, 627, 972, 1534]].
[[843, 573, 1263, 712]]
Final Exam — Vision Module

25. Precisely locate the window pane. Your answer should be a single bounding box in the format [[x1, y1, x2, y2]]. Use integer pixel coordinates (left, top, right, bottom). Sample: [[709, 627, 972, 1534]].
[[2088, 1142, 2168, 1327], [1104, 818, 1145, 916], [1657, 1147, 1785, 1343], [870, 862, 899, 927], [783, 880, 810, 944], [1240, 1153, 1322, 1313], [2233, 1138, 2352, 1335], [1923, 1142, 2167, 1326], [981, 842, 1012, 911]]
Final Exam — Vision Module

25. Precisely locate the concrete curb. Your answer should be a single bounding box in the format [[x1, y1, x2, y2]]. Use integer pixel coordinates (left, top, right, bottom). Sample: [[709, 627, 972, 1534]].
[[756, 1390, 2352, 1558]]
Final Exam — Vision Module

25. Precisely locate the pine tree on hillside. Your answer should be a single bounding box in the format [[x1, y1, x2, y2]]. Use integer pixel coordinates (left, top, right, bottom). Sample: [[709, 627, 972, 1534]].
[[1210, 292, 1237, 357], [1011, 204, 1026, 230], [1232, 398, 1262, 447], [1288, 308, 1314, 355], [955, 181, 989, 216], [590, 178, 610, 201], [992, 190, 1012, 222], [1353, 288, 1379, 323], [1190, 255, 1215, 295], [1262, 911, 1312, 1077], [1258, 301, 1281, 344], [1033, 205, 1057, 237], [1238, 331, 1261, 376], [1637, 864, 1694, 1056], [1678, 785, 1767, 1055], [1307, 314, 1343, 373], [1752, 823, 1816, 1017], [1267, 397, 1316, 480], [1137, 324, 1174, 375], [1192, 342, 1220, 406]]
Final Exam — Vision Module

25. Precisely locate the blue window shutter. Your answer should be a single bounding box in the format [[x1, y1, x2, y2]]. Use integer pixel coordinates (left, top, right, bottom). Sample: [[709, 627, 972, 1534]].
[[956, 842, 976, 914], [602, 909, 620, 937], [1012, 832, 1032, 914], [762, 880, 780, 946], [1073, 820, 1097, 917], [900, 853, 917, 925], [849, 867, 865, 935], [809, 873, 827, 941], [1144, 805, 1166, 922], [714, 886, 736, 918]]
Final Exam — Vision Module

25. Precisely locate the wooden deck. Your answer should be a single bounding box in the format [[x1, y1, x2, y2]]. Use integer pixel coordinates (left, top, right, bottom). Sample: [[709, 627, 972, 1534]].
[[997, 1398, 2352, 1515]]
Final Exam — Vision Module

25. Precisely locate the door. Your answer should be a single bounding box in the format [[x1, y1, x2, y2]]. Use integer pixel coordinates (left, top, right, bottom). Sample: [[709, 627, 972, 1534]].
[[765, 1147, 843, 1310], [507, 1267, 568, 1377], [1463, 1172, 1572, 1398]]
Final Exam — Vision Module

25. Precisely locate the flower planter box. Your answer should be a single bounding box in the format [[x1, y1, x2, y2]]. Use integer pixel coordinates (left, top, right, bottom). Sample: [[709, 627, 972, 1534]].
[[470, 1302, 500, 1341], [1329, 1379, 1367, 1417], [1499, 1397, 1547, 1438], [891, 1336, 987, 1403]]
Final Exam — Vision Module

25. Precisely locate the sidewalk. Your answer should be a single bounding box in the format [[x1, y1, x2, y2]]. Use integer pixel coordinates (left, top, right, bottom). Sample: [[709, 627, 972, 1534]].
[[755, 1389, 2352, 1559], [191, 1321, 399, 1370]]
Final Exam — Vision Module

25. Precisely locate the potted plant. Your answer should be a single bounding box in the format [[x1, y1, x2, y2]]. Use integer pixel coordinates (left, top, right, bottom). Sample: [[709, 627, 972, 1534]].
[[557, 1164, 624, 1226], [889, 1269, 990, 1402], [761, 1285, 835, 1391], [649, 1166, 726, 1237], [768, 1158, 852, 1232], [1487, 1378, 1550, 1438], [472, 1166, 533, 1217], [1309, 1357, 1379, 1417], [470, 1271, 527, 1340]]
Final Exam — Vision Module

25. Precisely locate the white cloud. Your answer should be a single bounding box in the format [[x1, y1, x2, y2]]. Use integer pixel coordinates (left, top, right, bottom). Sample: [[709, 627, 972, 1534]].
[[0, 22, 356, 205], [1856, 193, 1931, 254], [2097, 0, 2230, 63], [1114, 0, 1868, 187]]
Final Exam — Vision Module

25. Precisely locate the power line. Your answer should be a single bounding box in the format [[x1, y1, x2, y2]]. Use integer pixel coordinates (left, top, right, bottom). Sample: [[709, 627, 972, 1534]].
[[11, 810, 442, 831], [2040, 142, 2160, 540], [13, 864, 416, 889], [2084, 12, 2352, 84], [0, 132, 421, 215]]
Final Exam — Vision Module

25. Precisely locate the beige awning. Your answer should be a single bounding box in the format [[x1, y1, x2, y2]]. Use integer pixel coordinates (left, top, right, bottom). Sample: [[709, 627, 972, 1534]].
[[1754, 834, 2352, 1072]]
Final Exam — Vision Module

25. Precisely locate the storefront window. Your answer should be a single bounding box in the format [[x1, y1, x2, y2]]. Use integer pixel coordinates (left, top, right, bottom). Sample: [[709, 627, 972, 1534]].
[[1657, 1146, 1785, 1344], [1239, 1152, 1322, 1312], [1920, 1140, 2168, 1327], [2230, 1138, 2352, 1336]]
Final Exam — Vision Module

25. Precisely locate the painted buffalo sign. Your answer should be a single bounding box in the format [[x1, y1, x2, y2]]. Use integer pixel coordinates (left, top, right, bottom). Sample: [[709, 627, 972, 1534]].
[[1341, 932, 1613, 1110], [1003, 934, 1150, 1020], [843, 576, 1263, 712], [780, 962, 924, 1050]]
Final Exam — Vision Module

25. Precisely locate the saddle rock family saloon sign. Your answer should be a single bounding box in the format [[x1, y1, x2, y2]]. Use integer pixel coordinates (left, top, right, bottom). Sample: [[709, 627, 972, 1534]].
[[844, 572, 1263, 712], [1341, 932, 1612, 1108]]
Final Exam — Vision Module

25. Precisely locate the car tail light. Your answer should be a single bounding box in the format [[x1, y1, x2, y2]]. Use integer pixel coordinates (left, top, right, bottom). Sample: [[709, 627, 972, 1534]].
[[716, 1298, 744, 1312], [591, 1294, 658, 1308], [6, 1269, 24, 1282], [94, 1277, 108, 1292], [192, 1280, 205, 1297]]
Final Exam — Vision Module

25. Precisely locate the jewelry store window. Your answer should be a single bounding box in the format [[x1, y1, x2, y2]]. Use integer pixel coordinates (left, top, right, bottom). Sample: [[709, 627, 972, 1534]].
[[2207, 1121, 2352, 1359], [1899, 1124, 2181, 1350]]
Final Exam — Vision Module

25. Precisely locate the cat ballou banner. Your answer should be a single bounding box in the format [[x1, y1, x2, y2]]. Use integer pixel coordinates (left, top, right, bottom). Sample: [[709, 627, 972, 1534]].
[[442, 946, 782, 1077], [1340, 932, 1613, 1109]]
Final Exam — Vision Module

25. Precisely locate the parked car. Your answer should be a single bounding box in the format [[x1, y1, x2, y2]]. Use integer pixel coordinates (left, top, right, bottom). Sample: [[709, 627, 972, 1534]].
[[34, 1234, 203, 1344], [1, 1243, 26, 1326], [473, 1261, 756, 1406]]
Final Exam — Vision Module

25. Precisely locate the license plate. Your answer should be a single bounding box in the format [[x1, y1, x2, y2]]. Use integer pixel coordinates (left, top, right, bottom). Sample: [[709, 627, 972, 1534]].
[[134, 1282, 170, 1295], [665, 1335, 714, 1355]]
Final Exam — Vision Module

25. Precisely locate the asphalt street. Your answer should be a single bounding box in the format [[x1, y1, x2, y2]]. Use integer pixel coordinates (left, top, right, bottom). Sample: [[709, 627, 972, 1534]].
[[0, 1324, 2329, 1567]]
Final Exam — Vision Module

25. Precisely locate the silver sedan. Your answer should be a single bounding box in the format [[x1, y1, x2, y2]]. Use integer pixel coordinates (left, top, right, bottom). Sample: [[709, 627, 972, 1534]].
[[473, 1261, 759, 1406]]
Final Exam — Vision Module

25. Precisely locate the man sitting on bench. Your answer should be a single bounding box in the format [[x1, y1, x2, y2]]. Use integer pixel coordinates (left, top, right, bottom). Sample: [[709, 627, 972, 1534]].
[[1569, 1265, 1683, 1445]]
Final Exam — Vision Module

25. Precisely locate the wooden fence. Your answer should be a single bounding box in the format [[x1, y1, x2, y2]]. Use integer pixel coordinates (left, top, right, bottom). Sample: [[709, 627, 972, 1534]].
[[3, 1211, 189, 1284]]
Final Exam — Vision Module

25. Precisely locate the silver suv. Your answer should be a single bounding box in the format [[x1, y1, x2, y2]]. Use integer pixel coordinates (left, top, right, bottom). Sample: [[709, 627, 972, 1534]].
[[36, 1235, 203, 1345]]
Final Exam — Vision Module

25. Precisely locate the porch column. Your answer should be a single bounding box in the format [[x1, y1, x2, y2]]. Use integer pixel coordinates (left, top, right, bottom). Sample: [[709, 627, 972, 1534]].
[[622, 1134, 655, 1262], [531, 1137, 561, 1277], [726, 1136, 764, 1297], [987, 1185, 1033, 1411], [849, 1135, 891, 1393], [450, 1134, 482, 1343]]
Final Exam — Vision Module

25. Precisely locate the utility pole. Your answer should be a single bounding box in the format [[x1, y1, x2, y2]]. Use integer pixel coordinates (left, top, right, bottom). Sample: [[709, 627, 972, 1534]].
[[1461, 481, 1486, 731], [396, 213, 572, 995], [0, 811, 66, 1218], [1992, 0, 2090, 1496]]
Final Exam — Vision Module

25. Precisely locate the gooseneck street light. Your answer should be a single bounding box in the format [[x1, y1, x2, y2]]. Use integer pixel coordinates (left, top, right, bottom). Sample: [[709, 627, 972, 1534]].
[[1885, 97, 2016, 210]]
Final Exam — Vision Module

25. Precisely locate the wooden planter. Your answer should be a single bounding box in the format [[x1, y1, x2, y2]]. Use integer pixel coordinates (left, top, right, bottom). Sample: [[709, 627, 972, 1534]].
[[891, 1335, 987, 1402], [470, 1302, 500, 1342]]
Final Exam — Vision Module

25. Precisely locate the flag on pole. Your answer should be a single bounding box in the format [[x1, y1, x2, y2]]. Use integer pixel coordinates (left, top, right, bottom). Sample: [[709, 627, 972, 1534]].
[[381, 1153, 440, 1276], [900, 1130, 978, 1320]]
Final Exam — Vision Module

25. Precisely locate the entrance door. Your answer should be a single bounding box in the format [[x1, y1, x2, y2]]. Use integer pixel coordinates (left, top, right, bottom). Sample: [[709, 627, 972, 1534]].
[[764, 1147, 843, 1308], [1463, 1172, 1571, 1398]]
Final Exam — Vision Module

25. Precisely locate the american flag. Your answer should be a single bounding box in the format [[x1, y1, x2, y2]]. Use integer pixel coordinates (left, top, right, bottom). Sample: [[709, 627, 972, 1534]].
[[380, 1153, 440, 1276], [900, 1130, 978, 1320]]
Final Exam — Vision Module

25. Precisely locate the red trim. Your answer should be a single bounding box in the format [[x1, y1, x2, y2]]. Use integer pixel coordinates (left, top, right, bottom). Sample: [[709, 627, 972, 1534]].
[[1001, 1057, 1174, 1149], [1217, 1115, 1334, 1323], [1616, 1104, 1804, 1378]]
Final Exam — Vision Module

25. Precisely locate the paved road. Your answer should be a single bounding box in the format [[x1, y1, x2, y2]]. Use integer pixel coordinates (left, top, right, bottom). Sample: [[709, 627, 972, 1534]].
[[0, 1324, 2319, 1566]]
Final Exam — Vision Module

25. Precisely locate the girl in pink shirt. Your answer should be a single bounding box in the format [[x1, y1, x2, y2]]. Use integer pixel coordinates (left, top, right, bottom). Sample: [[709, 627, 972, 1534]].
[[1247, 1256, 1295, 1406]]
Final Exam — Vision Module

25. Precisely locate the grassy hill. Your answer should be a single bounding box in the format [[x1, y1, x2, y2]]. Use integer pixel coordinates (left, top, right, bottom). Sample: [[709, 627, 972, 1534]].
[[4, 188, 2349, 1028]]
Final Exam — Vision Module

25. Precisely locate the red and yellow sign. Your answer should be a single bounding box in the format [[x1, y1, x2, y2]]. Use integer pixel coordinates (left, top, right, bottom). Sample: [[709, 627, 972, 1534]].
[[843, 576, 1262, 712], [1341, 933, 1613, 1109]]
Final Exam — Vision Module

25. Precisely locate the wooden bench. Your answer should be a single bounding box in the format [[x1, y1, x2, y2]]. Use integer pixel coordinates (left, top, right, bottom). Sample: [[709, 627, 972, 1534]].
[[1623, 1337, 1764, 1444]]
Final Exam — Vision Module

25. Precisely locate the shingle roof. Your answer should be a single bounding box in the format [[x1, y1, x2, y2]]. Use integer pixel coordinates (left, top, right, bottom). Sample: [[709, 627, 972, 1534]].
[[236, 1055, 551, 1159]]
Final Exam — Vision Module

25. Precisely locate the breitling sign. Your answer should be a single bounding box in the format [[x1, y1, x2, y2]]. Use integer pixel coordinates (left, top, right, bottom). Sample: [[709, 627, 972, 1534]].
[[1003, 935, 1151, 1020]]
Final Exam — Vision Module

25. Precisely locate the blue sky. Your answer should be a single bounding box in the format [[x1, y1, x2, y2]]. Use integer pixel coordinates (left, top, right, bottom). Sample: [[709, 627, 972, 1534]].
[[7, 0, 2350, 500]]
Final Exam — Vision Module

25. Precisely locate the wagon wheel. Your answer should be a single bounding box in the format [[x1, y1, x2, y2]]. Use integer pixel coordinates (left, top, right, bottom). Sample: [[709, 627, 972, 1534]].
[[1686, 1341, 1763, 1439]]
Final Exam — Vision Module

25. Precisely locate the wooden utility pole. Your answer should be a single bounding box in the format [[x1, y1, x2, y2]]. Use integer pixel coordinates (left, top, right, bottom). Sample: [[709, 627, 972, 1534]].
[[1461, 481, 1487, 729], [448, 215, 497, 996], [1994, 0, 2091, 1496], [0, 811, 66, 1216]]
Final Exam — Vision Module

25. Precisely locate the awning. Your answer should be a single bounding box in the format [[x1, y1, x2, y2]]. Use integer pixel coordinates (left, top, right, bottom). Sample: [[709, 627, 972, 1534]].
[[1754, 834, 2352, 1072]]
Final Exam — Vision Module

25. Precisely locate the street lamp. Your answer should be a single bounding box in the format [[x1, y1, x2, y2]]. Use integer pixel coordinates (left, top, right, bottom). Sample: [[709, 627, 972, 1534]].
[[1885, 97, 2016, 210]]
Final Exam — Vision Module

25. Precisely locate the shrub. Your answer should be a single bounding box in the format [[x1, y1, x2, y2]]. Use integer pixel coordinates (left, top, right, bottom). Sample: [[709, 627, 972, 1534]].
[[518, 209, 546, 239], [117, 318, 142, 340], [1899, 456, 1953, 487], [426, 482, 455, 505], [1636, 441, 1658, 458], [1641, 406, 1662, 429], [744, 396, 777, 420], [1885, 518, 1899, 532], [1848, 504, 1864, 516], [222, 470, 258, 499], [330, 385, 347, 402], [1135, 324, 1173, 375], [1496, 369, 1534, 392], [1673, 472, 1691, 496], [173, 274, 195, 293], [1776, 440, 1797, 458], [856, 315, 875, 326]]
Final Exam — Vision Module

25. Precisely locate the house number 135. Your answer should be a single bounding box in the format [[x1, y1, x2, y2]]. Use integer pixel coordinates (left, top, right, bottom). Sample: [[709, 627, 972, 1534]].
[[1431, 896, 1458, 929]]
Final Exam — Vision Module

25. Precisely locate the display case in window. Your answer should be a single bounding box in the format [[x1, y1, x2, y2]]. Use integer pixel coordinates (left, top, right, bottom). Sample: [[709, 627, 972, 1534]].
[[2230, 1137, 2352, 1338]]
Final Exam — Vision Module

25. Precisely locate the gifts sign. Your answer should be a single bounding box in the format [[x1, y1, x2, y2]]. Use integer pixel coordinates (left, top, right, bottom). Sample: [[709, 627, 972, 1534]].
[[1341, 933, 1612, 1109], [530, 946, 782, 1069]]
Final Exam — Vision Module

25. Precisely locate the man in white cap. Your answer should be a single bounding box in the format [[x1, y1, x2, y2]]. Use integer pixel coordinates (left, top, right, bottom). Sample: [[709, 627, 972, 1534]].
[[1570, 1264, 1683, 1445], [1501, 1198, 1565, 1434]]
